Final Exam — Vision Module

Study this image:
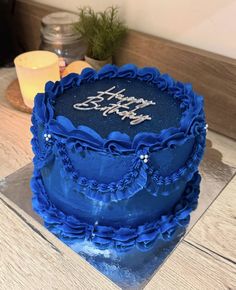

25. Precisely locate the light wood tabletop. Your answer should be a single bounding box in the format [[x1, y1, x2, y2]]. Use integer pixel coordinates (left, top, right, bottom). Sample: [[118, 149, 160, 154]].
[[0, 68, 235, 289]]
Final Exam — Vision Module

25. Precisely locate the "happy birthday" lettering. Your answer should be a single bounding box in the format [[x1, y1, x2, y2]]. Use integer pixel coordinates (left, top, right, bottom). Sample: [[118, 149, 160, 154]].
[[73, 86, 156, 125]]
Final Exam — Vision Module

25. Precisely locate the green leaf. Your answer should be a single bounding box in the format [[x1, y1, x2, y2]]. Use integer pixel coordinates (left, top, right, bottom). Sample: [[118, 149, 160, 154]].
[[74, 6, 127, 60]]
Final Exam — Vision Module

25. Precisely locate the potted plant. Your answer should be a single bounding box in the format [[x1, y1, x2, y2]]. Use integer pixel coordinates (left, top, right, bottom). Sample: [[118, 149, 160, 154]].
[[75, 6, 127, 70]]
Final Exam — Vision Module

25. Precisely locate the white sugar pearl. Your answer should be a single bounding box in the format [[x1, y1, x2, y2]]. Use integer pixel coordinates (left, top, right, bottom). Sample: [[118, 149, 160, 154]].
[[144, 159, 148, 163], [45, 137, 49, 141], [144, 154, 149, 159], [44, 133, 47, 137], [47, 134, 51, 138], [140, 154, 144, 159]]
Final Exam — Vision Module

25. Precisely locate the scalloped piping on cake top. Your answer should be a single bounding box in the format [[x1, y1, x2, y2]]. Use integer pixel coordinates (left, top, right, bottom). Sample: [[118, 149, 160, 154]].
[[33, 64, 206, 154]]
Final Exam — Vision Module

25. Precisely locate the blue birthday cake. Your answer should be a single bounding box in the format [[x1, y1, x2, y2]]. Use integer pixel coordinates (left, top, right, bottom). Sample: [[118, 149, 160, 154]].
[[31, 64, 206, 255]]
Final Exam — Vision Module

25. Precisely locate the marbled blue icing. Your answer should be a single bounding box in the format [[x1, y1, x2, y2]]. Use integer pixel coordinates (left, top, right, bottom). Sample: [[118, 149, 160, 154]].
[[31, 64, 206, 252]]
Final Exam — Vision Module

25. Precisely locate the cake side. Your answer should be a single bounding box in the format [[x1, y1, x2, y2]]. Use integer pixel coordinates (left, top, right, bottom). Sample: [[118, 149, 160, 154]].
[[31, 64, 206, 252]]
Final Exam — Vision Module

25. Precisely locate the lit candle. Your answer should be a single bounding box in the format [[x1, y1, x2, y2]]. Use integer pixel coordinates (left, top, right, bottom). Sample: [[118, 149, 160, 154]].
[[14, 51, 60, 108]]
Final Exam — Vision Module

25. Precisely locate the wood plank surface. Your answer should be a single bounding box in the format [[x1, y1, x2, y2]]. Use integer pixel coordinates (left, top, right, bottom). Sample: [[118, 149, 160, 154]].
[[0, 69, 32, 178], [185, 178, 236, 265], [0, 193, 119, 290], [145, 176, 236, 290], [14, 0, 236, 140], [14, 0, 58, 51]]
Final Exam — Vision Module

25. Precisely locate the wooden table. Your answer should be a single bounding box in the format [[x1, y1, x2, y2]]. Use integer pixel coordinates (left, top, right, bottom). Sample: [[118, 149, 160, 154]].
[[0, 68, 235, 289]]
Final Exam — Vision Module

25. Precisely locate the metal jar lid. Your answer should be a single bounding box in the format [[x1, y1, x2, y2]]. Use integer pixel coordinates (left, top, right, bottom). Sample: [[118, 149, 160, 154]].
[[41, 12, 80, 44]]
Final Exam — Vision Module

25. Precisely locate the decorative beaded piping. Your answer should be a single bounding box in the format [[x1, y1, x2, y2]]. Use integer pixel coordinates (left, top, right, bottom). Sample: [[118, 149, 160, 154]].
[[31, 115, 205, 202], [55, 140, 146, 195]]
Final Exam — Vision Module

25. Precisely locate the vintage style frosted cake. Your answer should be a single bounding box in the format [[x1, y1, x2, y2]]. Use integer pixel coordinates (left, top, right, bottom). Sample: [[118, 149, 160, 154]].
[[31, 64, 206, 259]]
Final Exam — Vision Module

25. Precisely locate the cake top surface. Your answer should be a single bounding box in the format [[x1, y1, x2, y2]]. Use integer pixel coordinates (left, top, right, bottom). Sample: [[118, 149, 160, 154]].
[[33, 64, 205, 154], [54, 77, 183, 138]]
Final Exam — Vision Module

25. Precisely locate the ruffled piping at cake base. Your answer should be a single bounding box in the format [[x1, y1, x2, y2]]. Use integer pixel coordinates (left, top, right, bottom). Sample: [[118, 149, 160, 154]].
[[31, 169, 201, 252]]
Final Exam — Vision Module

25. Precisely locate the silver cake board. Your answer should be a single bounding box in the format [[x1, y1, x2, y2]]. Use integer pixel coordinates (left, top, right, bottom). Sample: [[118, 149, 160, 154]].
[[1, 138, 235, 289]]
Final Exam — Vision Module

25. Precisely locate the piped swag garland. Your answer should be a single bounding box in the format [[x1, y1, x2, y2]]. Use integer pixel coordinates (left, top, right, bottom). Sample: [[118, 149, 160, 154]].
[[31, 114, 205, 202]]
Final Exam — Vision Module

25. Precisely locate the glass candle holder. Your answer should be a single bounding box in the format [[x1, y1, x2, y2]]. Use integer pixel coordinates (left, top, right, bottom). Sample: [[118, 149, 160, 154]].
[[14, 50, 60, 108], [40, 12, 87, 75]]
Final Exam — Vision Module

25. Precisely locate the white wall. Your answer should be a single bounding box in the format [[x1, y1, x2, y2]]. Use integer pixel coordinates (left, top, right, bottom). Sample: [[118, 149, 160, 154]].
[[34, 0, 236, 59]]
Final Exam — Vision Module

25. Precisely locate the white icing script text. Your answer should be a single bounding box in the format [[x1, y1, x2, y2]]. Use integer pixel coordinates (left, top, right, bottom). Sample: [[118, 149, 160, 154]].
[[73, 86, 156, 125]]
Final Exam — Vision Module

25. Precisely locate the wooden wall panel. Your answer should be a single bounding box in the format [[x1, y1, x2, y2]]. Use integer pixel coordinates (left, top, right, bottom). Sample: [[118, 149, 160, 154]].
[[14, 0, 58, 51], [115, 31, 236, 140], [14, 0, 236, 140]]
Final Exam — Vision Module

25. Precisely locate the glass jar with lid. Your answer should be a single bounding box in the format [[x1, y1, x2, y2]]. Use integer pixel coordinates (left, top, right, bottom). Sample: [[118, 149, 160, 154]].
[[40, 12, 86, 74]]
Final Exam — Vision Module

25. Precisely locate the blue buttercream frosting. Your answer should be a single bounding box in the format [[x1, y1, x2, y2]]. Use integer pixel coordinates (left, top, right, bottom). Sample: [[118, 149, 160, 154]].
[[31, 64, 206, 252]]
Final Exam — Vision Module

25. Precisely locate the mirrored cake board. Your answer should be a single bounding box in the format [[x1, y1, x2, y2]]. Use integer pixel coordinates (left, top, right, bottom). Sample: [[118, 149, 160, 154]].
[[0, 136, 235, 289]]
